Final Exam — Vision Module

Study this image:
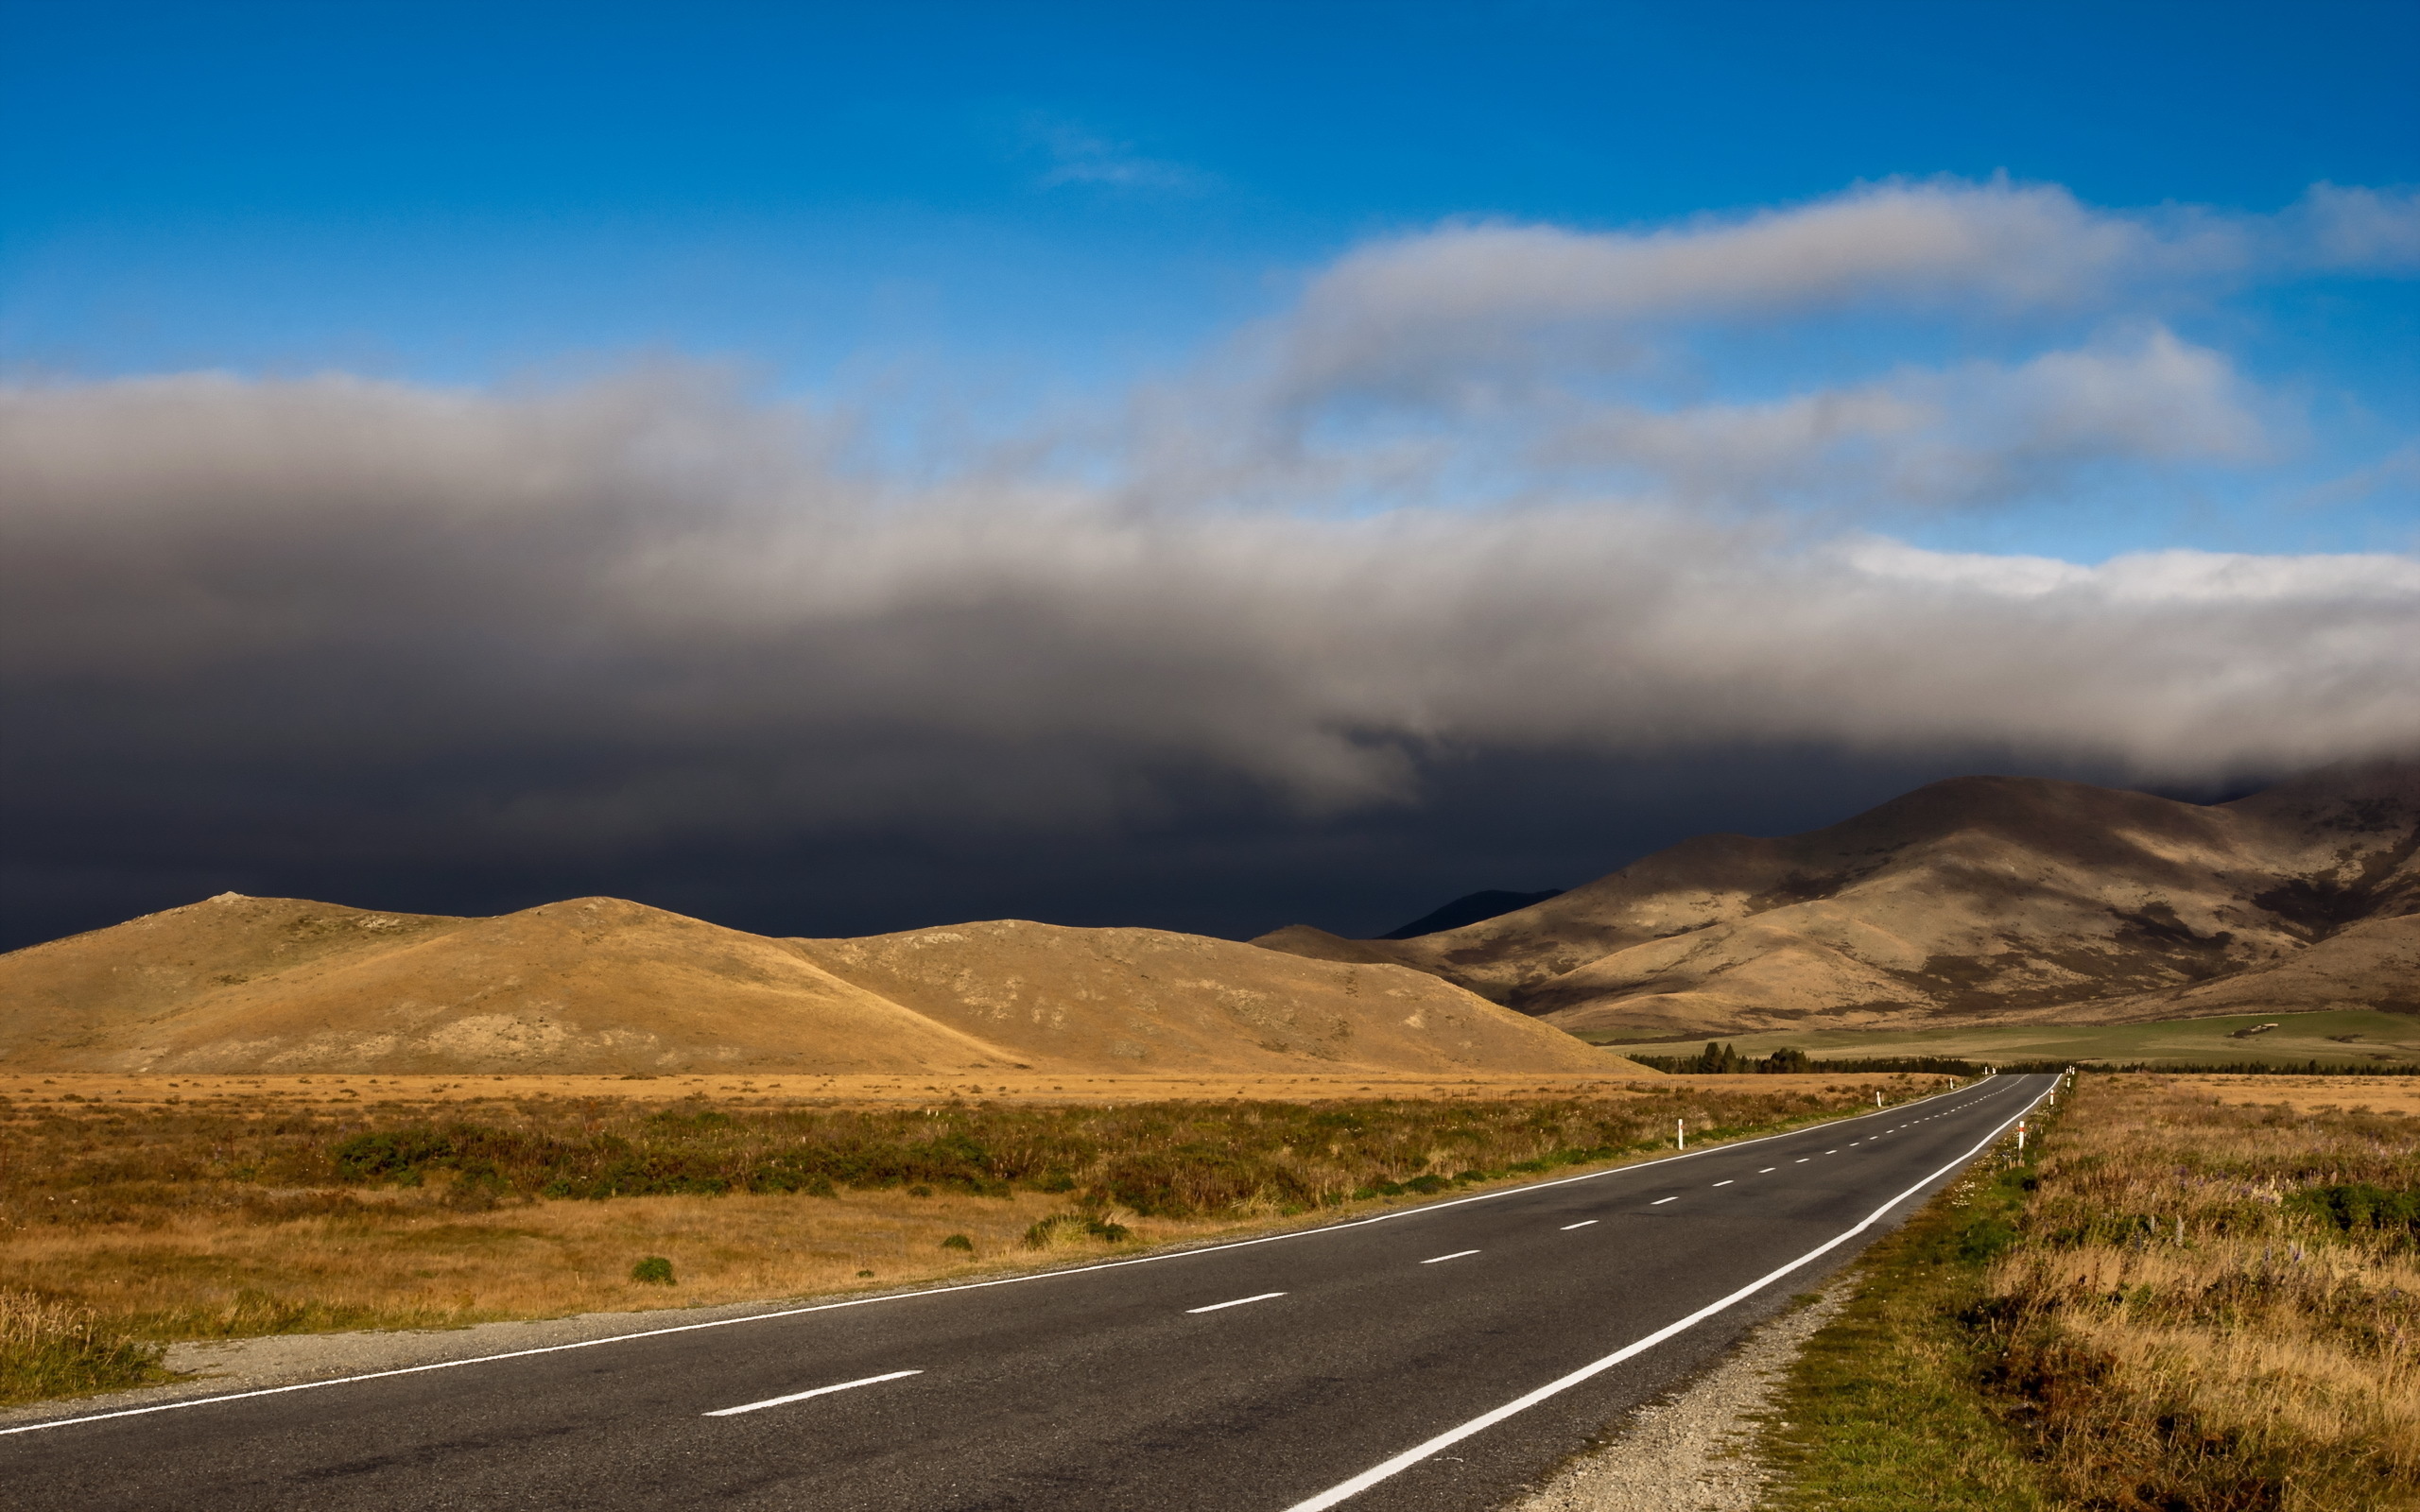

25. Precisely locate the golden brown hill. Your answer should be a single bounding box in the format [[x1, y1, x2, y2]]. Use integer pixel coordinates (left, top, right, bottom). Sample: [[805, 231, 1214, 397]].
[[791, 919, 1616, 1075], [0, 894, 1639, 1077], [1254, 761, 2420, 1039], [0, 894, 1010, 1074]]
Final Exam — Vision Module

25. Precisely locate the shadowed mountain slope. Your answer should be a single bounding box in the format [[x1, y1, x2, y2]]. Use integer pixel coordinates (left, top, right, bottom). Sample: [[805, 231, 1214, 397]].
[[1378, 890, 1564, 940], [1253, 762, 2420, 1039], [0, 894, 1637, 1076]]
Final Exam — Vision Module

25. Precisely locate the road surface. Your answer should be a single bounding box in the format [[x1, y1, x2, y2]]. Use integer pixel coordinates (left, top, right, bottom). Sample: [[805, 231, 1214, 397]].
[[4, 1074, 2054, 1510]]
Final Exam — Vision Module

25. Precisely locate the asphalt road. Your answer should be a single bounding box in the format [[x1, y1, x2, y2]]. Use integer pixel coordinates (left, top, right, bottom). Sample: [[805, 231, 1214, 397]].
[[5, 1074, 2054, 1511]]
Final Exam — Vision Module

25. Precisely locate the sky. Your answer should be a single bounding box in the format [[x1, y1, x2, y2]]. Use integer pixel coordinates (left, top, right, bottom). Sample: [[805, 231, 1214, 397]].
[[3, 0, 2417, 950]]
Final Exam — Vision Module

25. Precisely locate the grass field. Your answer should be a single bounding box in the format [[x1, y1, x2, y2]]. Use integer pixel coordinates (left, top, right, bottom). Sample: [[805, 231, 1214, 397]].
[[0, 1072, 1927, 1407], [1599, 1008, 2420, 1069], [1762, 1073, 2420, 1511]]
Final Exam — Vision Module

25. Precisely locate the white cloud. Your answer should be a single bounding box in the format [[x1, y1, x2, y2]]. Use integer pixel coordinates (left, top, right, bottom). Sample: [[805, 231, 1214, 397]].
[[1273, 180, 2213, 394], [2291, 182, 2420, 270], [1547, 329, 2261, 507]]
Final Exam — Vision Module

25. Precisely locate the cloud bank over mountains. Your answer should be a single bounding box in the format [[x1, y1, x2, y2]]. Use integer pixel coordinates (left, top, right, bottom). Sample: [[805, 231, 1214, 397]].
[[4, 177, 2416, 931]]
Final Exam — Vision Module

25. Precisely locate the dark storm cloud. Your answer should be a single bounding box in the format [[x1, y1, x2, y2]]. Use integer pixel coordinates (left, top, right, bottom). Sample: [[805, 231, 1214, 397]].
[[5, 179, 2417, 947]]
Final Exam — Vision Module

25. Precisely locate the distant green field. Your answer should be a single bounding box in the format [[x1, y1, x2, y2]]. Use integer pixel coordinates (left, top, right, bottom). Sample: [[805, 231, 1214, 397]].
[[1596, 1008, 2420, 1068]]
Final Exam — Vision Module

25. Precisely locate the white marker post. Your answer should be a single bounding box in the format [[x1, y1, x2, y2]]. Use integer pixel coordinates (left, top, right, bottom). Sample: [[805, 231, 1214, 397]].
[[1676, 1118, 1685, 1150], [2015, 1120, 2027, 1155]]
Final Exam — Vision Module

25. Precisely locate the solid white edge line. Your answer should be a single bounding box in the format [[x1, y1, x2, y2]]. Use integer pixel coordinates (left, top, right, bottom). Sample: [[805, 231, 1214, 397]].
[[1559, 1221, 1598, 1230], [1275, 1076, 2054, 1512], [1185, 1292, 1288, 1314], [1420, 1249, 1481, 1264], [703, 1369, 921, 1417], [0, 1077, 2000, 1438]]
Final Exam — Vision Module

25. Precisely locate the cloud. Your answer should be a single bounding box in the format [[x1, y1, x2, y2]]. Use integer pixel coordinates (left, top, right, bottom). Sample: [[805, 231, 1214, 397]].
[[1028, 118, 1207, 192], [2290, 183, 2420, 270], [1548, 328, 2263, 508], [4, 369, 2413, 873], [1273, 180, 2199, 395], [1269, 177, 2419, 400], [6, 175, 2415, 934]]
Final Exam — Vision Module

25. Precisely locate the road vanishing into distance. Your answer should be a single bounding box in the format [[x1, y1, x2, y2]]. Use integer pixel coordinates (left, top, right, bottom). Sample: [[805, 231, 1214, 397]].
[[6, 1074, 2056, 1511]]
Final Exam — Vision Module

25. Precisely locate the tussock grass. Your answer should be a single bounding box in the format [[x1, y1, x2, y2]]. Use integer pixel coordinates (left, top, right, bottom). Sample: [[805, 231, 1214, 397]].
[[0, 1081, 1895, 1404], [1765, 1075, 2420, 1511], [0, 1288, 165, 1406], [1977, 1076, 2420, 1511]]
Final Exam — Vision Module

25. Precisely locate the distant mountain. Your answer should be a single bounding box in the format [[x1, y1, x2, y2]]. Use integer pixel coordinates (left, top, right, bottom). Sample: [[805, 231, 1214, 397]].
[[1253, 762, 2420, 1039], [1378, 890, 1565, 940], [0, 894, 1632, 1077]]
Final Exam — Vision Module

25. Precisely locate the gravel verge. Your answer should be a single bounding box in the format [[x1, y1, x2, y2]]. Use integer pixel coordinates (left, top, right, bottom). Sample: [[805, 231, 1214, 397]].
[[1498, 1281, 1851, 1512], [0, 1296, 826, 1431]]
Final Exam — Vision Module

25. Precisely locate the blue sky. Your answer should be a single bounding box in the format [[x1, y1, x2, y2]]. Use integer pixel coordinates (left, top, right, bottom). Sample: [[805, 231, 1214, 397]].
[[8, 1, 2415, 555], [5, 2, 2419, 945]]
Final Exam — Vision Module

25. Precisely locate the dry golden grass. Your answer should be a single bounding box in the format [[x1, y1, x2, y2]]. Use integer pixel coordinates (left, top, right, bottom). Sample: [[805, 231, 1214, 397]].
[[0, 1070, 1749, 1109], [1979, 1075, 2420, 1511], [0, 893, 1630, 1077], [2167, 1072, 2420, 1115], [2, 1185, 1228, 1341], [0, 1074, 1921, 1404]]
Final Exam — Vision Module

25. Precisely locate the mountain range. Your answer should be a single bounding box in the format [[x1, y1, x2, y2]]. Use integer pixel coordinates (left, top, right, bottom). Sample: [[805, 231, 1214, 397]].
[[1254, 762, 2420, 1040], [0, 893, 1624, 1077]]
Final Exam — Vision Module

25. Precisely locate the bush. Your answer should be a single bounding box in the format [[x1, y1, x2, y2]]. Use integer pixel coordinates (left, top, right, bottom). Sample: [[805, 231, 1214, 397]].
[[940, 1233, 974, 1251], [630, 1256, 675, 1285], [2290, 1180, 2420, 1238]]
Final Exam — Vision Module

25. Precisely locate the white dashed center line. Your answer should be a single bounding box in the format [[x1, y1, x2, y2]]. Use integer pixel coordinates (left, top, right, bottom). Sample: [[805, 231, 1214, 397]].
[[1560, 1220, 1599, 1231], [1711, 1179, 1734, 1187], [1184, 1292, 1287, 1314], [1651, 1196, 1679, 1205], [705, 1370, 922, 1418], [1422, 1249, 1481, 1264], [1758, 1167, 1776, 1174]]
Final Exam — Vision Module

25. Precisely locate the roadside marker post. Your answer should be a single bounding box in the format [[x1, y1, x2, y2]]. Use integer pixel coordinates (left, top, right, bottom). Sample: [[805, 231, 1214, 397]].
[[1675, 1119, 1685, 1150]]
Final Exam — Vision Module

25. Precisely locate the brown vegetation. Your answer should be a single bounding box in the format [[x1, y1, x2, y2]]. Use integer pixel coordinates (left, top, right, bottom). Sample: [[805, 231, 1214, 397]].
[[1977, 1075, 2420, 1509], [2170, 1072, 2420, 1115], [1768, 1074, 2420, 1511], [0, 1074, 1904, 1404]]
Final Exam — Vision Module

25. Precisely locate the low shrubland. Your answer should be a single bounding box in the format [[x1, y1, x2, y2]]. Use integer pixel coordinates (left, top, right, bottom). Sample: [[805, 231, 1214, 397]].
[[1764, 1074, 2420, 1512], [0, 1078, 1899, 1403]]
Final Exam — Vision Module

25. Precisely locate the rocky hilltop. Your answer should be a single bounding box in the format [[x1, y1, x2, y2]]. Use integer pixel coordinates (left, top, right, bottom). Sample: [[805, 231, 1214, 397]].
[[0, 894, 1632, 1077], [1253, 762, 2420, 1039]]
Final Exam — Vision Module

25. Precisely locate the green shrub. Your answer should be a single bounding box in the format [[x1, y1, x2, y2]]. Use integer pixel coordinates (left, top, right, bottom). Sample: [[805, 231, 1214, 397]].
[[2290, 1180, 2420, 1238], [630, 1256, 675, 1285], [940, 1233, 974, 1251]]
